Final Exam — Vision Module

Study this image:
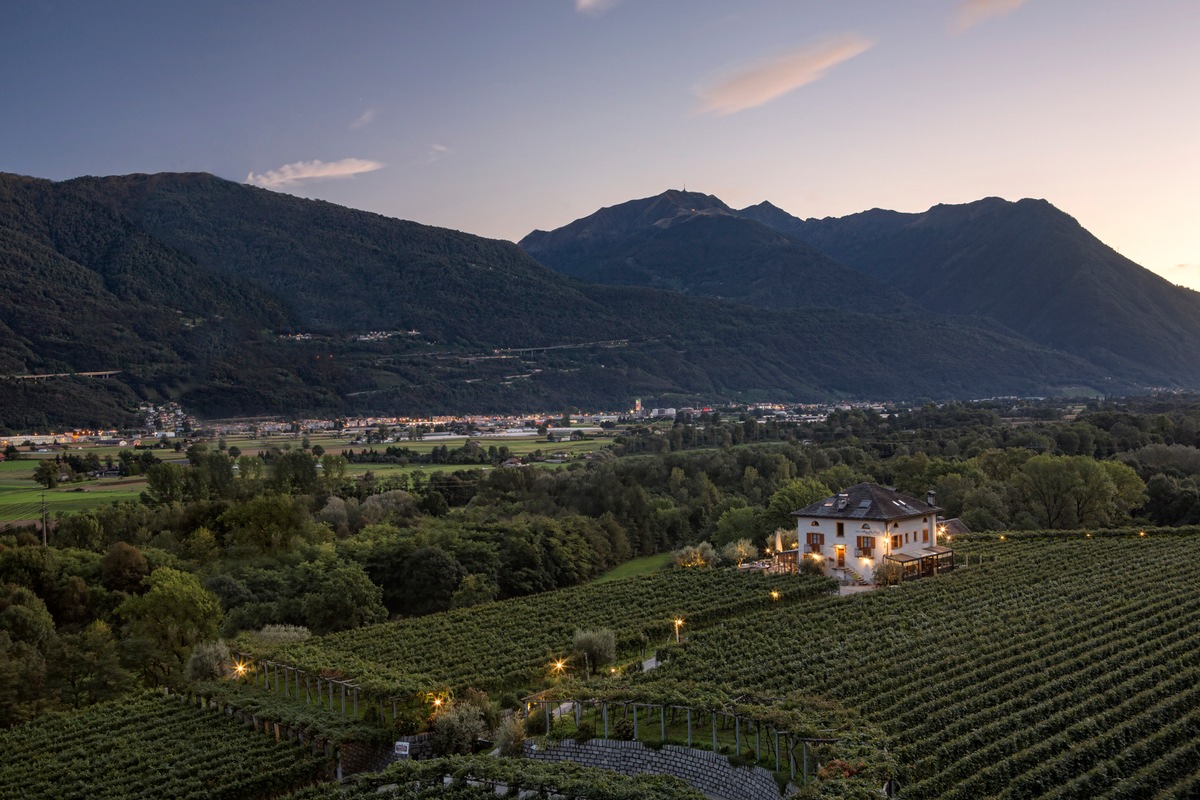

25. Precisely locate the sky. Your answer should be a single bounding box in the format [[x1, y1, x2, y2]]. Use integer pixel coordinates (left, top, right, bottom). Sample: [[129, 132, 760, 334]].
[[4, 0, 1199, 288]]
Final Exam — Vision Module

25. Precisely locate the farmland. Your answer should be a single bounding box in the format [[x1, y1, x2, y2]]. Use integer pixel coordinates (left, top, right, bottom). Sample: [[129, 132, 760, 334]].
[[602, 533, 1200, 798], [0, 692, 326, 800], [0, 428, 607, 525], [244, 569, 837, 697]]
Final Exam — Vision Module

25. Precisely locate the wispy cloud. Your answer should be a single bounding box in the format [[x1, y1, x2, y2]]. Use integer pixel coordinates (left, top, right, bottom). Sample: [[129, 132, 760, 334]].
[[952, 0, 1028, 32], [427, 144, 452, 163], [696, 34, 875, 116], [245, 158, 384, 189], [575, 0, 618, 15], [349, 108, 376, 129]]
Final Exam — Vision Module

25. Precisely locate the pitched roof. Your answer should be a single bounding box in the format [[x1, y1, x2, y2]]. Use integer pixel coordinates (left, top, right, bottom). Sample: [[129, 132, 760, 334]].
[[939, 518, 972, 536], [793, 482, 941, 521]]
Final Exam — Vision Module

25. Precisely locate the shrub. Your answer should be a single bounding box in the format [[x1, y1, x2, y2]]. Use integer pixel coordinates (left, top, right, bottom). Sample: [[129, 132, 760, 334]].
[[494, 713, 527, 757], [612, 718, 635, 740], [184, 640, 231, 682], [431, 703, 487, 756], [525, 712, 548, 736], [574, 721, 596, 743]]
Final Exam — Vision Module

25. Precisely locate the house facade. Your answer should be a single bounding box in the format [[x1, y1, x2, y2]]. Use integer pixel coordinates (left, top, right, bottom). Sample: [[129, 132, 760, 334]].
[[785, 482, 954, 582]]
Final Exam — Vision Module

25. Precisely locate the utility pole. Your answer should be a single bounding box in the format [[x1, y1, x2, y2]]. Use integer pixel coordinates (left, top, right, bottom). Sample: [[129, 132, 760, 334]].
[[40, 491, 47, 546]]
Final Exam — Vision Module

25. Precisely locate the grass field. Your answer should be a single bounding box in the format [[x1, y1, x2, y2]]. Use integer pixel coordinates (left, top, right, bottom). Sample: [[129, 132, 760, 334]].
[[0, 430, 609, 524], [593, 552, 673, 583], [0, 458, 148, 524]]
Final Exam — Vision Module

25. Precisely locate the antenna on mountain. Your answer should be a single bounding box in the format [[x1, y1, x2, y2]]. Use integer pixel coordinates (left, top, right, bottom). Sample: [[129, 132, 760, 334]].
[[682, 181, 686, 192]]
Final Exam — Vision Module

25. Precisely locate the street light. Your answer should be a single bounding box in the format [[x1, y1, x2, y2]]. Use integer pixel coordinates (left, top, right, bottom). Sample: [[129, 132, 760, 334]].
[[673, 618, 684, 643], [770, 590, 781, 601]]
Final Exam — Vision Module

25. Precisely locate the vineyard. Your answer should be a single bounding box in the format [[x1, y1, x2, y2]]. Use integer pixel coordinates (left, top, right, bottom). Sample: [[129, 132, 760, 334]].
[[604, 534, 1200, 799], [0, 692, 326, 800], [281, 755, 708, 800], [247, 569, 836, 696]]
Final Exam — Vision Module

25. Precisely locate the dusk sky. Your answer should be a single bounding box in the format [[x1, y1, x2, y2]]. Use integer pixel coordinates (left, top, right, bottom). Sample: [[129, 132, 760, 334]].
[[5, 1, 1198, 288]]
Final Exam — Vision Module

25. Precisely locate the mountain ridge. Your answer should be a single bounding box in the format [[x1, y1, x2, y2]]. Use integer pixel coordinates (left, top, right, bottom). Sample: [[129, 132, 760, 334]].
[[736, 194, 1200, 384], [0, 172, 1127, 429], [519, 190, 911, 312]]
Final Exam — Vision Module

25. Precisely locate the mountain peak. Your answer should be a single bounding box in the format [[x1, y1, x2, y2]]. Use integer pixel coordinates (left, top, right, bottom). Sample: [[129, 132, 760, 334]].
[[520, 189, 734, 255]]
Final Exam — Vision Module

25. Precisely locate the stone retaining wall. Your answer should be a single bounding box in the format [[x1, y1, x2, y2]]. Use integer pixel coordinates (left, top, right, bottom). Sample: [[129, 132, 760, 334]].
[[524, 738, 793, 800]]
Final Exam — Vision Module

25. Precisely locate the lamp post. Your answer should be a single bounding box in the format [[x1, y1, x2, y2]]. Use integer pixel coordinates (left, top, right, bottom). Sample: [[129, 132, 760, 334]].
[[673, 618, 684, 643]]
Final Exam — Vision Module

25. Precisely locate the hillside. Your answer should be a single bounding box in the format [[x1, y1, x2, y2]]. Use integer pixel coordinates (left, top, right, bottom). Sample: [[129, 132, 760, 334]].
[[520, 190, 908, 311], [0, 173, 1114, 427], [739, 197, 1200, 385]]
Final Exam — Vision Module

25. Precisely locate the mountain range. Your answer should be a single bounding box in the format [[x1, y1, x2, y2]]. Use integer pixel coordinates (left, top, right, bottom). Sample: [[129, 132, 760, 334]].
[[525, 190, 1200, 388], [0, 172, 1185, 429]]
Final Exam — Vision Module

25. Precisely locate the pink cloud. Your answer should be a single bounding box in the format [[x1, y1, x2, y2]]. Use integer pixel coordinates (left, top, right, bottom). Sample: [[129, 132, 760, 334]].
[[953, 0, 1028, 32], [697, 34, 875, 116]]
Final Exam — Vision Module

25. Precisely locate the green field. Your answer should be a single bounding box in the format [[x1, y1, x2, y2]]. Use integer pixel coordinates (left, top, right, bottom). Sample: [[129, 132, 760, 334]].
[[0, 429, 609, 524], [241, 569, 836, 697], [0, 692, 326, 800], [0, 458, 147, 523], [606, 533, 1200, 799], [593, 552, 673, 583]]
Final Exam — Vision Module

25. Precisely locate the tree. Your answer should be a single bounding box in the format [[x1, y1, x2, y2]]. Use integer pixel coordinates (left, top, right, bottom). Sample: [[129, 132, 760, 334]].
[[712, 506, 760, 547], [572, 628, 616, 677], [393, 546, 466, 616], [101, 543, 149, 594], [450, 574, 499, 609], [219, 494, 310, 555], [721, 538, 758, 566], [1017, 455, 1083, 528], [271, 450, 318, 493], [143, 462, 186, 504], [672, 542, 717, 568], [763, 477, 830, 532], [302, 564, 387, 635], [118, 567, 223, 687], [49, 621, 133, 708], [32, 459, 58, 489], [1102, 460, 1148, 522]]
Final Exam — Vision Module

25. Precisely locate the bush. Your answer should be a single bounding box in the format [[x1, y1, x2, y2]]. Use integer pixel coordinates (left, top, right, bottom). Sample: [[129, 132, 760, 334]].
[[185, 640, 231, 682], [525, 712, 548, 736], [431, 703, 487, 756], [458, 687, 498, 731], [494, 713, 527, 756], [574, 721, 596, 742], [612, 718, 635, 740]]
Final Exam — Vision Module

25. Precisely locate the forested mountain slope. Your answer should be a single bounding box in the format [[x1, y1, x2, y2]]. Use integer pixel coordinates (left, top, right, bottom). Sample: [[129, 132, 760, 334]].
[[0, 173, 1114, 427], [520, 190, 909, 312], [740, 196, 1200, 385]]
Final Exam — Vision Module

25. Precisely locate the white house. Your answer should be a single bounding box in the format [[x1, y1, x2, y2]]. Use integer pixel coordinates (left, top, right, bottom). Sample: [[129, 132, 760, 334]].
[[783, 482, 954, 582]]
